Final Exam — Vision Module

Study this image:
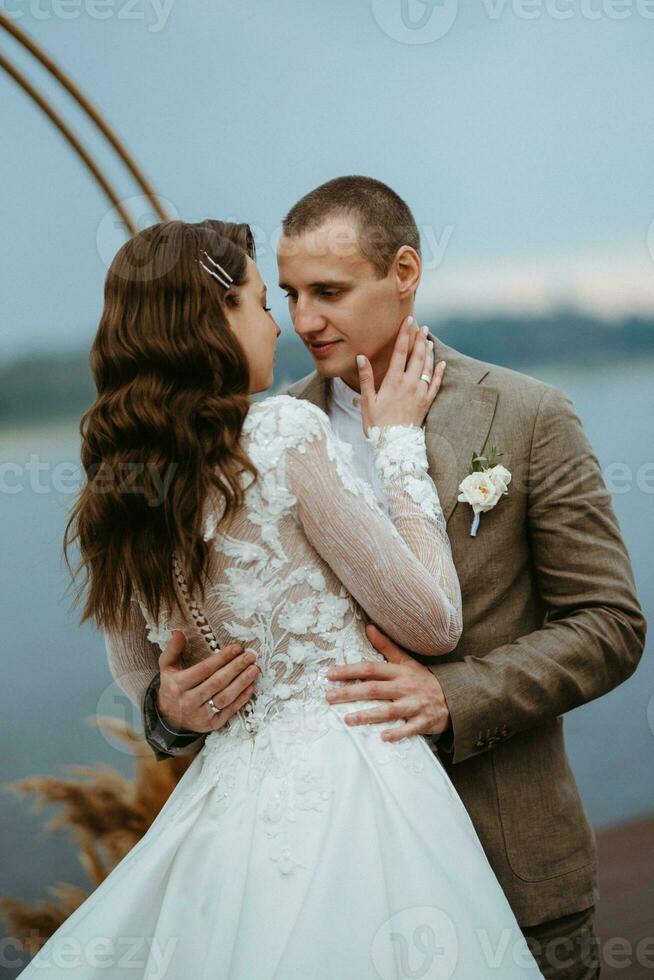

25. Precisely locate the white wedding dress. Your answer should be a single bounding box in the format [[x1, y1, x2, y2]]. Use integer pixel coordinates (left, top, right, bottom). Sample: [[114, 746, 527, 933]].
[[21, 395, 542, 979]]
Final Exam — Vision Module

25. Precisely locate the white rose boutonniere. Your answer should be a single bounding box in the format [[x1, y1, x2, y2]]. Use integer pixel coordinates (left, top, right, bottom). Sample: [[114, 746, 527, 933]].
[[457, 447, 511, 537]]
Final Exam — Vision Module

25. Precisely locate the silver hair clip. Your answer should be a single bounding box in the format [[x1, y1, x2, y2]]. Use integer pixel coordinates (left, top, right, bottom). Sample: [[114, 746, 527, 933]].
[[198, 250, 234, 289]]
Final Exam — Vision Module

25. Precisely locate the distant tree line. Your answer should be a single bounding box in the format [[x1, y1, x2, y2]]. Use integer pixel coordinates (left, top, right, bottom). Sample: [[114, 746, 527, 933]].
[[437, 311, 654, 367], [1, 311, 652, 425]]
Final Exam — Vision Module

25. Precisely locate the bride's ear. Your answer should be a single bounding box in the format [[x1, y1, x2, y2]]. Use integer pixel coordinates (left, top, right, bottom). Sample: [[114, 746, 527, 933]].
[[393, 245, 421, 299]]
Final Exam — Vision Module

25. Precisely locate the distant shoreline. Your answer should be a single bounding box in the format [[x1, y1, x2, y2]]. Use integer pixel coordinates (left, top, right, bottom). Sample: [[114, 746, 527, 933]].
[[2, 351, 652, 436], [2, 310, 652, 427]]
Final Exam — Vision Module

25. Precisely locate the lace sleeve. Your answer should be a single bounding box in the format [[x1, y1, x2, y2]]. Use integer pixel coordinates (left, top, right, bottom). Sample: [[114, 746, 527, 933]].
[[103, 598, 162, 711], [284, 400, 462, 656]]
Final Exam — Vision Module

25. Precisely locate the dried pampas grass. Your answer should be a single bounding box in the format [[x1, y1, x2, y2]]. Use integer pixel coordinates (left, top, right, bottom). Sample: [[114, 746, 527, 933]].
[[0, 715, 193, 954]]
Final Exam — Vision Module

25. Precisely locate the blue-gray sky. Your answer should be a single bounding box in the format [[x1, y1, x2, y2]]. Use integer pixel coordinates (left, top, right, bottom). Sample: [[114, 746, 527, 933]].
[[2, 0, 653, 360]]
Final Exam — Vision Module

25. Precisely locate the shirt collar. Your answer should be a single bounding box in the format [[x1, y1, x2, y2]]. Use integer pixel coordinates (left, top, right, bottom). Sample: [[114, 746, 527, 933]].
[[331, 375, 362, 415]]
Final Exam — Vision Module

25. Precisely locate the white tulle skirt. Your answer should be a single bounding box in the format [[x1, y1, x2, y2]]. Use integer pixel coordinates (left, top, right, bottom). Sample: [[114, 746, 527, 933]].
[[20, 698, 543, 979]]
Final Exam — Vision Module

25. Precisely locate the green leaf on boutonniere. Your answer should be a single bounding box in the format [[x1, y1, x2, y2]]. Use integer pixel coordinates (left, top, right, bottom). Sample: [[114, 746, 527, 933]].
[[485, 446, 504, 468], [469, 446, 504, 474]]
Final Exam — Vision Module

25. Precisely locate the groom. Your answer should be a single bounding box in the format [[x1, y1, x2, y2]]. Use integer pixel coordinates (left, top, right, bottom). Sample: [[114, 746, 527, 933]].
[[143, 177, 645, 978]]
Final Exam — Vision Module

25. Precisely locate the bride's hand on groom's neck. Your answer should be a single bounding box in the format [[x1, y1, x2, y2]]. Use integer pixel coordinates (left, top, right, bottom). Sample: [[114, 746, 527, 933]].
[[356, 315, 445, 436]]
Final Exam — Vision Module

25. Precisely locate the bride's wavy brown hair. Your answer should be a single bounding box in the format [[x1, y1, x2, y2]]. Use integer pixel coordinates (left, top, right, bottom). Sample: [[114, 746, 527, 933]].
[[63, 219, 259, 634]]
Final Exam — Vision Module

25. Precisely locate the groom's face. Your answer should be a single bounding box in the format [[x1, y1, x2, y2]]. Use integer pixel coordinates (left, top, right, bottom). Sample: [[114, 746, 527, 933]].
[[277, 216, 408, 390]]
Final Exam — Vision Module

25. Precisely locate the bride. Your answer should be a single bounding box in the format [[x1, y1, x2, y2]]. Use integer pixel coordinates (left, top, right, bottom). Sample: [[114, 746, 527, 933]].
[[25, 219, 542, 978]]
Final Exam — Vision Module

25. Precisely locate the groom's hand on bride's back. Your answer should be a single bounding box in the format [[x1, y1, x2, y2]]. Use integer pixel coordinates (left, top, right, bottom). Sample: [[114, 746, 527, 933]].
[[325, 623, 453, 748], [157, 631, 260, 734]]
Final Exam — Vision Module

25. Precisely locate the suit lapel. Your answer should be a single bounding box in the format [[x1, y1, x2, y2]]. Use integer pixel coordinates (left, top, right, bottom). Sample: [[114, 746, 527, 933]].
[[424, 338, 498, 522], [285, 338, 499, 524], [285, 371, 329, 412]]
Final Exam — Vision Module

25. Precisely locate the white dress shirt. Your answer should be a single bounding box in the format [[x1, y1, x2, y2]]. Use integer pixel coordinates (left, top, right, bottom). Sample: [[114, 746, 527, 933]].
[[328, 375, 445, 749], [328, 376, 390, 518]]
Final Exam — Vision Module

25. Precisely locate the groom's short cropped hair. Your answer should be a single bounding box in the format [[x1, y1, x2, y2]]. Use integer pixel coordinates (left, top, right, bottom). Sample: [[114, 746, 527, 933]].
[[282, 176, 421, 278]]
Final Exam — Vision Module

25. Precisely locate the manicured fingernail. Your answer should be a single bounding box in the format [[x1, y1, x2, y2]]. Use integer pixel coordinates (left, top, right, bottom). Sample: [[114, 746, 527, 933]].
[[407, 315, 414, 326], [442, 360, 447, 369], [422, 325, 429, 335], [356, 355, 365, 367], [428, 340, 434, 349]]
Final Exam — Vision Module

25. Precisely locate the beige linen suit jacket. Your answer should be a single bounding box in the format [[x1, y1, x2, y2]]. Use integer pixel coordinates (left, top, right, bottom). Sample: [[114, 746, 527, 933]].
[[281, 335, 646, 927]]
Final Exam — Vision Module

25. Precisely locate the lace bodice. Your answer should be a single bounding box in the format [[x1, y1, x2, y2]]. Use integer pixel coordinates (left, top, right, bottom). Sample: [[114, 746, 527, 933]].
[[105, 395, 462, 739]]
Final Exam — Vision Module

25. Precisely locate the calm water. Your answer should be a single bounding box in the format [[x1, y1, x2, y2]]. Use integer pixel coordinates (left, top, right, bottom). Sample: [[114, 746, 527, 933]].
[[1, 359, 652, 911]]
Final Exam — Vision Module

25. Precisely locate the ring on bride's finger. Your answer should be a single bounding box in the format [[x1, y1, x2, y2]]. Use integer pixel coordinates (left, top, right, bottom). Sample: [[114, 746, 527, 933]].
[[420, 373, 432, 384], [207, 697, 222, 716]]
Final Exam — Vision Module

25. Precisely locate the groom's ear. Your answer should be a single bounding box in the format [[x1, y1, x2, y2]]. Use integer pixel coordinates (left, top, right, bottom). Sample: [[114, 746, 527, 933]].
[[392, 245, 421, 299]]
